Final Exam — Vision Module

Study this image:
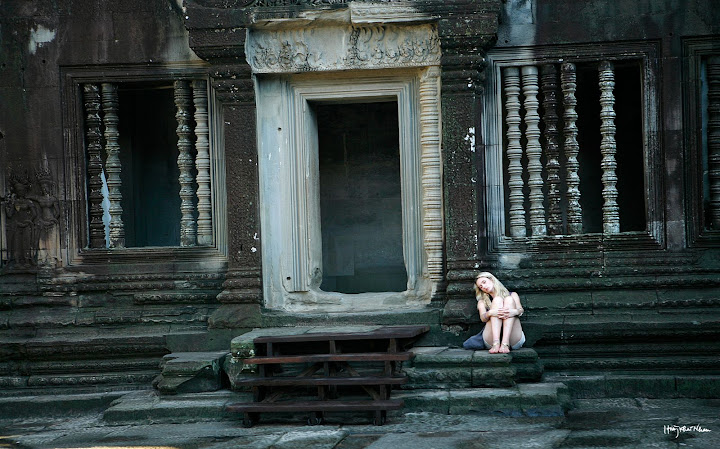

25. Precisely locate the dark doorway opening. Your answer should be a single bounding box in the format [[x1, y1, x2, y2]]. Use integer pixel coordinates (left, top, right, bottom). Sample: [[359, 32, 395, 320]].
[[315, 101, 408, 293]]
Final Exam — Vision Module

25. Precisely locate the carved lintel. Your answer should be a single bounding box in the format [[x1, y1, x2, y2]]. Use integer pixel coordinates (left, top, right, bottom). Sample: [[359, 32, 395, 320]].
[[246, 24, 441, 74]]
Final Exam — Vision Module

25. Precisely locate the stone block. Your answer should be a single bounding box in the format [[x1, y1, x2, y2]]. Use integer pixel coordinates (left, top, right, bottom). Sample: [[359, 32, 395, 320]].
[[412, 347, 472, 366], [513, 362, 543, 382], [209, 304, 262, 329], [270, 429, 349, 449], [605, 375, 676, 399], [676, 375, 720, 398], [447, 388, 523, 415], [471, 366, 516, 387], [471, 351, 513, 367], [157, 351, 228, 395], [393, 390, 450, 414], [403, 367, 471, 389]]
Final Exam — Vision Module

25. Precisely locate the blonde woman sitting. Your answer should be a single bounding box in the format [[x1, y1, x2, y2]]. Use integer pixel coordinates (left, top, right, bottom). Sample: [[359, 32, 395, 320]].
[[462, 272, 525, 354]]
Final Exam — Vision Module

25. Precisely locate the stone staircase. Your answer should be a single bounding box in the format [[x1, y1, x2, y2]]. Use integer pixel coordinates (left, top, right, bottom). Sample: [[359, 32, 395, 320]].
[[98, 327, 569, 426], [530, 318, 720, 399]]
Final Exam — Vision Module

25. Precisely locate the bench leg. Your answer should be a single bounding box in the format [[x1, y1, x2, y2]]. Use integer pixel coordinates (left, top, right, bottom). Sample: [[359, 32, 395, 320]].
[[307, 411, 324, 426], [242, 412, 259, 428], [372, 410, 387, 426]]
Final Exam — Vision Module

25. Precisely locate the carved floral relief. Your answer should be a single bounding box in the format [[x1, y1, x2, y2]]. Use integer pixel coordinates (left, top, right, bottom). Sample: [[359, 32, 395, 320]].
[[247, 24, 441, 73]]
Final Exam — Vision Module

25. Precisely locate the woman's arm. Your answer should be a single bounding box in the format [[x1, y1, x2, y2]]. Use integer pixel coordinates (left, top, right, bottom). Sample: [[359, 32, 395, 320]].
[[510, 292, 524, 317], [478, 301, 490, 323]]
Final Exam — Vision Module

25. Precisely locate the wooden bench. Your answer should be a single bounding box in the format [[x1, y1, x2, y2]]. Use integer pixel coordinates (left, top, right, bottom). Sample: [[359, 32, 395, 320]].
[[226, 325, 429, 427]]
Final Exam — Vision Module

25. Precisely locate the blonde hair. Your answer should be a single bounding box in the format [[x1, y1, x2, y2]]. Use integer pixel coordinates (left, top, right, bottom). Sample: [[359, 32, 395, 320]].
[[473, 272, 510, 309]]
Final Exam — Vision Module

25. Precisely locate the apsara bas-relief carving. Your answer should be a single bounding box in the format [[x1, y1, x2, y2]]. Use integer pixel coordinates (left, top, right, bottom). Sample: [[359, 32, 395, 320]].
[[2, 167, 60, 270], [247, 24, 441, 73]]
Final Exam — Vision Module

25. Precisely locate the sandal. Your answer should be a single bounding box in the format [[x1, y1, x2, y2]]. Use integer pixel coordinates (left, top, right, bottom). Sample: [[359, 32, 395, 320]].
[[489, 340, 501, 354], [499, 342, 511, 354]]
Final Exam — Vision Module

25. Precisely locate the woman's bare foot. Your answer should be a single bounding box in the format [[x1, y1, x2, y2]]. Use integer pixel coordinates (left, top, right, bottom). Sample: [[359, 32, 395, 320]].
[[499, 342, 511, 354], [489, 340, 501, 354]]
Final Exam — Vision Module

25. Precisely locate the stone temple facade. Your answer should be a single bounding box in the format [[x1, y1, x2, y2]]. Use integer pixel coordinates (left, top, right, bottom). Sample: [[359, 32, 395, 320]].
[[1, 0, 720, 397]]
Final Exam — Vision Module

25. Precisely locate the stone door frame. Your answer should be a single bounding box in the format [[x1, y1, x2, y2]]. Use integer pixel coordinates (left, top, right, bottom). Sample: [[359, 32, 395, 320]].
[[257, 69, 442, 312]]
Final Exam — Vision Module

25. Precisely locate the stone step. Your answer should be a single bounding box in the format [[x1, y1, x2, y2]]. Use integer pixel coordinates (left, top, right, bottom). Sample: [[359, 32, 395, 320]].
[[103, 390, 253, 424], [0, 329, 222, 395], [0, 390, 130, 419], [156, 351, 230, 395], [544, 372, 720, 399], [102, 383, 570, 425], [540, 354, 720, 372], [258, 310, 448, 345], [402, 347, 543, 388]]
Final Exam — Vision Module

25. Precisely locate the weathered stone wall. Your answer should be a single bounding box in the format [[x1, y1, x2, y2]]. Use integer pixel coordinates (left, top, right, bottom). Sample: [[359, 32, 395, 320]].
[[443, 0, 720, 375]]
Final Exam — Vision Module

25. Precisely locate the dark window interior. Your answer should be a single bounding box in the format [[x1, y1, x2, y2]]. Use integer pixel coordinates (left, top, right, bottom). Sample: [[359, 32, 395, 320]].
[[117, 83, 184, 247]]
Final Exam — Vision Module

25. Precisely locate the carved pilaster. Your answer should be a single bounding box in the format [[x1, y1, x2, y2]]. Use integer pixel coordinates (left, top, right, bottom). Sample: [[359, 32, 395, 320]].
[[561, 63, 583, 234], [174, 80, 197, 247], [521, 65, 546, 237], [212, 67, 261, 306], [193, 80, 213, 246], [82, 83, 105, 248], [101, 83, 124, 248], [707, 56, 720, 230], [419, 67, 444, 281], [541, 64, 563, 235], [599, 61, 620, 234], [504, 67, 525, 238]]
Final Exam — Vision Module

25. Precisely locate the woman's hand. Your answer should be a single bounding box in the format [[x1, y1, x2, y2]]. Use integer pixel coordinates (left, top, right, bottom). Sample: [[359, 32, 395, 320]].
[[495, 307, 510, 319]]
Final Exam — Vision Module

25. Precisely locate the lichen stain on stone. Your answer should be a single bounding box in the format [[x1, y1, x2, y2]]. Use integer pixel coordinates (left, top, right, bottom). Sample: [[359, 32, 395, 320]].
[[28, 25, 56, 55], [463, 127, 476, 152]]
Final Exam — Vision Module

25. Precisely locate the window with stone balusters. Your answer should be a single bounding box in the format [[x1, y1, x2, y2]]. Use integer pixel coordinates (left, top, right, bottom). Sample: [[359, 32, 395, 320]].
[[684, 39, 720, 245], [79, 78, 216, 249], [482, 44, 663, 251]]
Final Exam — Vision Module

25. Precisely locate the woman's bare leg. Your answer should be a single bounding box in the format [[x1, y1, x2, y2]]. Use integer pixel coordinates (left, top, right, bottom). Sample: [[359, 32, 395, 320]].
[[488, 296, 504, 353], [499, 296, 523, 353]]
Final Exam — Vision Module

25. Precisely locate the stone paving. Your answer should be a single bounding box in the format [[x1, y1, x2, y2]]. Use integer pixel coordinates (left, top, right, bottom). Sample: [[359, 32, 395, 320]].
[[1, 398, 719, 448]]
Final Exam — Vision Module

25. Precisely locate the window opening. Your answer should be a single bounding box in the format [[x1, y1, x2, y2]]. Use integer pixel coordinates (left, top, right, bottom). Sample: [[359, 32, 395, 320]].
[[499, 59, 647, 237], [315, 102, 408, 293], [81, 79, 212, 249]]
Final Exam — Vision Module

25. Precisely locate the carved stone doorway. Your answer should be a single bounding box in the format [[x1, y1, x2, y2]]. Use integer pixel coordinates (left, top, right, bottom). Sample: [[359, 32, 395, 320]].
[[250, 23, 443, 312]]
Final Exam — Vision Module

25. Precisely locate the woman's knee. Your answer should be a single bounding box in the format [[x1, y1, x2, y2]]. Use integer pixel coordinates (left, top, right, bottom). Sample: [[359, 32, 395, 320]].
[[503, 296, 514, 308]]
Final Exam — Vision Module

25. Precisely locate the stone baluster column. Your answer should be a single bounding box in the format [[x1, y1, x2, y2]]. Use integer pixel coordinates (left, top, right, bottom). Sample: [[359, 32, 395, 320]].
[[193, 79, 213, 245], [174, 80, 197, 246], [101, 83, 124, 248], [522, 65, 546, 237], [82, 83, 106, 248], [541, 64, 563, 235], [503, 67, 526, 237], [561, 63, 583, 234], [707, 56, 720, 230], [599, 61, 620, 234]]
